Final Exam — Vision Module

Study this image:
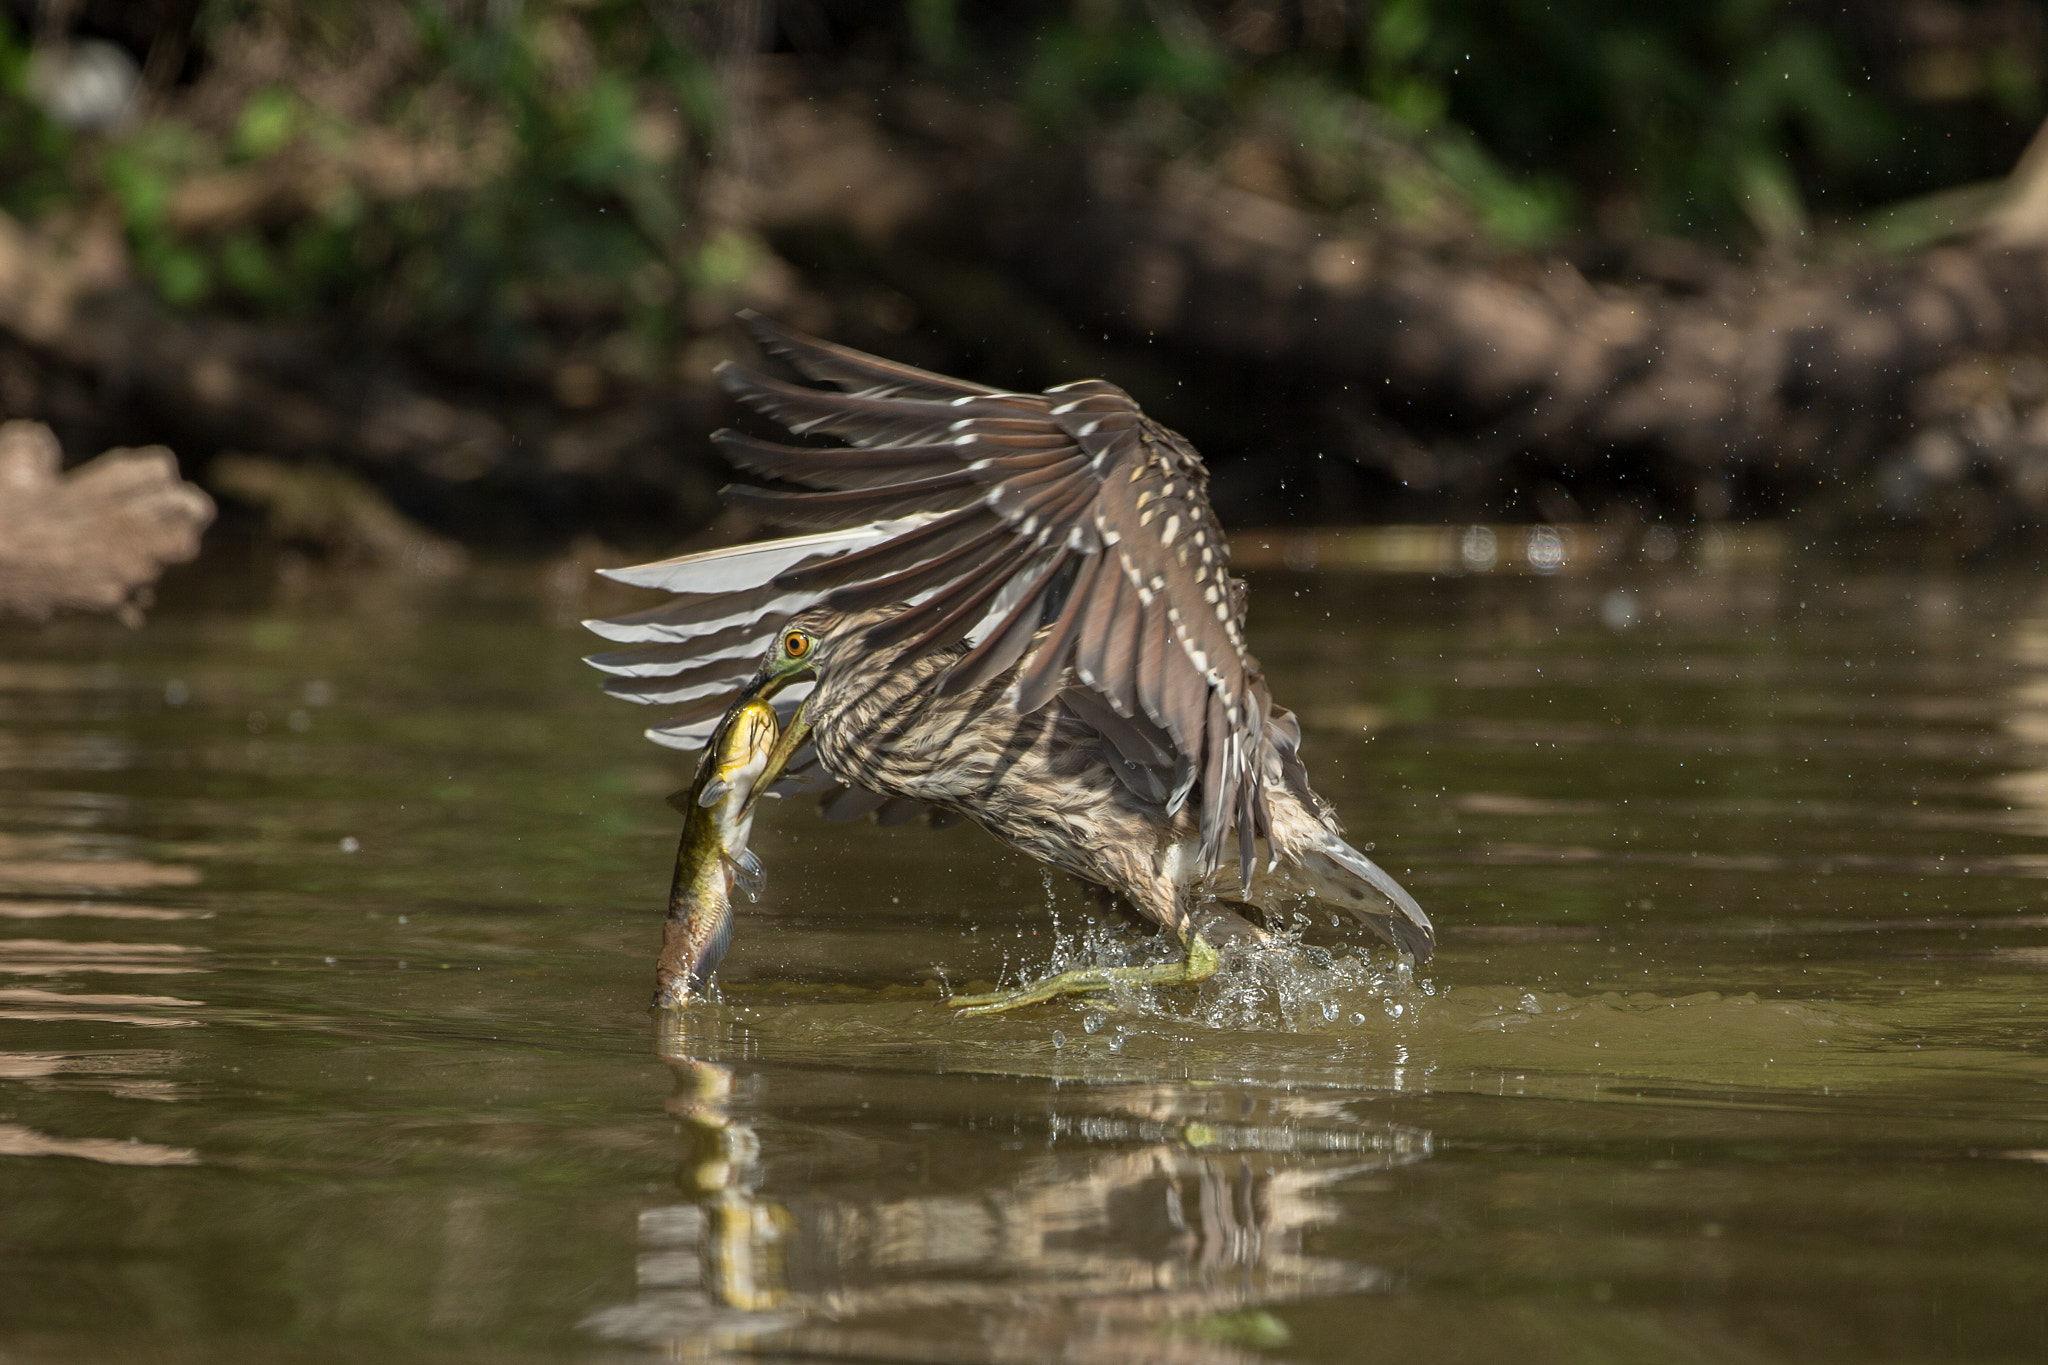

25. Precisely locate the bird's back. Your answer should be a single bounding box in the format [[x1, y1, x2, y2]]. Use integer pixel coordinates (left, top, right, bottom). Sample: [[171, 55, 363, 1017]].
[[792, 601, 1432, 963], [797, 605, 1180, 906]]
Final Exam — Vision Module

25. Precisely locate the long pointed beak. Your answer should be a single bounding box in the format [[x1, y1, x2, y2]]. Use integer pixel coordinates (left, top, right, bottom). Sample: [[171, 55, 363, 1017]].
[[736, 665, 787, 705], [736, 660, 814, 707]]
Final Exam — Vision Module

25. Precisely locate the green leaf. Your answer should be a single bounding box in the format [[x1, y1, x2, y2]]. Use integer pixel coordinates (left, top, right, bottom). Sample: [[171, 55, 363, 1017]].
[[235, 87, 299, 161]]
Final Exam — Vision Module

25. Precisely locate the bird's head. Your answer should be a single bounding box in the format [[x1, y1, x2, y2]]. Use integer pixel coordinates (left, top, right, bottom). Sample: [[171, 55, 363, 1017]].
[[737, 613, 832, 703], [737, 603, 911, 705]]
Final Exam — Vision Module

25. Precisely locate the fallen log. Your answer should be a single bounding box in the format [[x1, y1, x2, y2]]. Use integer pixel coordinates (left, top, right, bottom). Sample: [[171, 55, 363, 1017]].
[[997, 155, 2048, 488], [740, 73, 2048, 526]]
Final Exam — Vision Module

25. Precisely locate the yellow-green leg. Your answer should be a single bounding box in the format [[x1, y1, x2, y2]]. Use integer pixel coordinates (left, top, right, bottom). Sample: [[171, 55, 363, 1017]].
[[946, 933, 1220, 1017]]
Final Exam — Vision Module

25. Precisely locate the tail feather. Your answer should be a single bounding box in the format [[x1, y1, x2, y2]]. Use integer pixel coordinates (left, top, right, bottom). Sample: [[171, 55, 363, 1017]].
[[1296, 832, 1435, 964]]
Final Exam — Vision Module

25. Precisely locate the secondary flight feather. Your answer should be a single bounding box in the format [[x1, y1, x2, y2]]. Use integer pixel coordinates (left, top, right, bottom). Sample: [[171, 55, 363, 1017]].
[[584, 313, 1276, 881]]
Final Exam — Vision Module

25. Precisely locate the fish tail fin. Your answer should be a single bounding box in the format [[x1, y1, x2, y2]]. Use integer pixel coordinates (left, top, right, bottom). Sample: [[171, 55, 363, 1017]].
[[653, 898, 735, 1008], [690, 908, 735, 992]]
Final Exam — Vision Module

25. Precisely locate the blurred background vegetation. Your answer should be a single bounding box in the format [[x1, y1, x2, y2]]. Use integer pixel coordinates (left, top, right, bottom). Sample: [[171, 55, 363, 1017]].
[[3, 0, 2048, 551]]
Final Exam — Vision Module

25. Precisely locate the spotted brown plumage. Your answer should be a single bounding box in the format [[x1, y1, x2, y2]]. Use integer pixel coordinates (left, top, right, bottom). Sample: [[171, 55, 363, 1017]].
[[720, 317, 1273, 882], [759, 602, 1434, 963], [584, 314, 1434, 965]]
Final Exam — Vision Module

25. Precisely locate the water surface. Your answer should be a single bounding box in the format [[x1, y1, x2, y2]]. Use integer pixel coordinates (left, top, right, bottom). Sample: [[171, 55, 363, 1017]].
[[1, 547, 2044, 1363]]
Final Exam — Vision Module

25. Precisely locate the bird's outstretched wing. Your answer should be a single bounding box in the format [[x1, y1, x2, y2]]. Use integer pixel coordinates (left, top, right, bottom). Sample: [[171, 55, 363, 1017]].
[[583, 520, 926, 747], [585, 313, 1272, 878]]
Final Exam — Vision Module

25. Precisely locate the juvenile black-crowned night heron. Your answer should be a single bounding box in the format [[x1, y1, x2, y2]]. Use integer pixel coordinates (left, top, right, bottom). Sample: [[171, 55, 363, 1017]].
[[586, 315, 1433, 1013]]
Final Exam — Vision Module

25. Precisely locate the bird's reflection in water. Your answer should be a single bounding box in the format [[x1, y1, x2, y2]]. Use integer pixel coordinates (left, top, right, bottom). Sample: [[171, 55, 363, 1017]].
[[584, 1015, 1429, 1363]]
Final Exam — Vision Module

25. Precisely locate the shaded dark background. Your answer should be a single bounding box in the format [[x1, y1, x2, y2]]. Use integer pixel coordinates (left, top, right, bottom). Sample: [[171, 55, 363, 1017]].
[[4, 0, 2048, 553]]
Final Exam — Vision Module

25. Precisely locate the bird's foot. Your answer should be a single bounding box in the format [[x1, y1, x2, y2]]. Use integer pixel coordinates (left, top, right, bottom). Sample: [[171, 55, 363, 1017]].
[[945, 934, 1220, 1017]]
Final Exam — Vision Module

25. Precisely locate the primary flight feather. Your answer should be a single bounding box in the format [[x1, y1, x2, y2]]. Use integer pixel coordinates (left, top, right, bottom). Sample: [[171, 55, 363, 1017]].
[[587, 314, 1432, 1008]]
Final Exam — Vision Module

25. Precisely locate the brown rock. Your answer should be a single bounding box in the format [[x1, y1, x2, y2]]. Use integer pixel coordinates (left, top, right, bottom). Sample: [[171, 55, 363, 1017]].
[[0, 420, 214, 625]]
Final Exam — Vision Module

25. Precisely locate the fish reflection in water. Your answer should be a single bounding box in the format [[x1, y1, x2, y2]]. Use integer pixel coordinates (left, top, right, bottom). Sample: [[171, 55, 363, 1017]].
[[584, 1018, 1428, 1362], [664, 1045, 793, 1322]]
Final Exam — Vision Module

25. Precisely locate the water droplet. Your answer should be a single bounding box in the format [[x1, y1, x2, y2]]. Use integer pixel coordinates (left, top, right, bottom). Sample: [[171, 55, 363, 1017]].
[[1600, 589, 1638, 632], [1460, 525, 1498, 572]]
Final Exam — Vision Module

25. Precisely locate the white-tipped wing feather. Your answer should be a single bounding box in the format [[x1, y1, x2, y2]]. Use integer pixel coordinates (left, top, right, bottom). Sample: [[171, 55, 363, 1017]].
[[582, 315, 1431, 958], [696, 313, 1275, 879], [582, 315, 1272, 877], [595, 518, 934, 594]]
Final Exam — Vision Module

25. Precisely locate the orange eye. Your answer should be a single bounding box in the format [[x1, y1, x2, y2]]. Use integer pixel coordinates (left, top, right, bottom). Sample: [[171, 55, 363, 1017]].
[[784, 632, 810, 659]]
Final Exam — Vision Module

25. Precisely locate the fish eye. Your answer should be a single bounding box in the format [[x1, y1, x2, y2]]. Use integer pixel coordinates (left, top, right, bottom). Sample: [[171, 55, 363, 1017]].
[[784, 631, 811, 659]]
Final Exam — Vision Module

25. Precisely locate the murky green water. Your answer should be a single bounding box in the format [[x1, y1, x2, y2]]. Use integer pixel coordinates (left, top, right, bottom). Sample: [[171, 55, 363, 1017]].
[[2, 551, 2045, 1363]]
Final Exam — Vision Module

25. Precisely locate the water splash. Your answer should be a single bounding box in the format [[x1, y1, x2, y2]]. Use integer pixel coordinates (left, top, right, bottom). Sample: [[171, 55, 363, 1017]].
[[1033, 899, 1424, 1034], [1187, 923, 1412, 1033]]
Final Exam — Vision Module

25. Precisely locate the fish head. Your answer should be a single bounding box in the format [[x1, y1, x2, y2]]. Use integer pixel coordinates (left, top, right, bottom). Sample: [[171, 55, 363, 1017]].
[[709, 698, 779, 807]]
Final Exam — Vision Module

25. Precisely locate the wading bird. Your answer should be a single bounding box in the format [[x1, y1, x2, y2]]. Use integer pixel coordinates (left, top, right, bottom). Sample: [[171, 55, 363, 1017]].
[[586, 315, 1432, 1013]]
